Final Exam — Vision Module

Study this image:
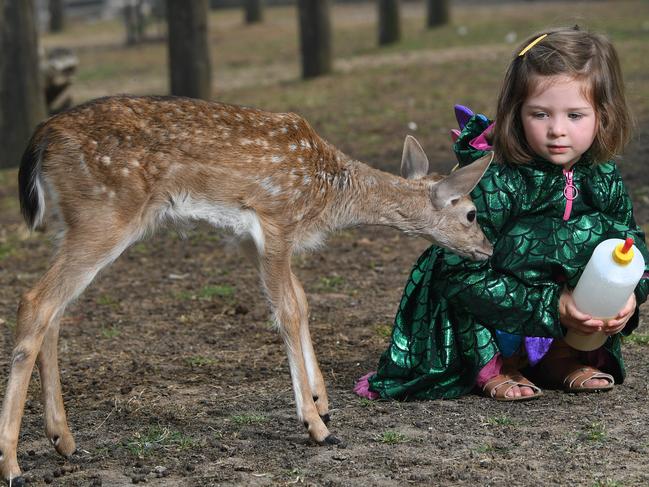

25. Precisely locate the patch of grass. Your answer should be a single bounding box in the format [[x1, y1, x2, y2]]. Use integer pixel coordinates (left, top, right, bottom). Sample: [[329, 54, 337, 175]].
[[231, 413, 268, 425], [487, 414, 515, 426], [623, 333, 649, 346], [97, 294, 119, 307], [125, 426, 196, 457], [584, 422, 607, 442], [316, 275, 345, 292], [185, 355, 217, 368], [100, 325, 120, 339], [357, 398, 377, 408], [0, 240, 17, 261], [198, 284, 236, 300], [376, 324, 393, 339], [376, 430, 408, 445]]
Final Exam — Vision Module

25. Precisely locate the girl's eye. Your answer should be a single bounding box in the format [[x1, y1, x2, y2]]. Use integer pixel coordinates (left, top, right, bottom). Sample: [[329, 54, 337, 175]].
[[532, 112, 548, 119], [467, 210, 476, 223], [568, 113, 584, 120]]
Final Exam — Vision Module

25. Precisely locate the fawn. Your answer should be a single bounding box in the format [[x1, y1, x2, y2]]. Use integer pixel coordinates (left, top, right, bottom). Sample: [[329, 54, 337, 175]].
[[0, 96, 493, 483]]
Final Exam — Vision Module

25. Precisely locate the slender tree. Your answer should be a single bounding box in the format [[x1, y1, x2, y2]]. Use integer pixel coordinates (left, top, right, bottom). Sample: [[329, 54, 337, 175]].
[[244, 0, 263, 24], [378, 0, 400, 45], [166, 0, 212, 99], [296, 0, 332, 79], [0, 0, 47, 169], [426, 0, 449, 28], [49, 0, 65, 32]]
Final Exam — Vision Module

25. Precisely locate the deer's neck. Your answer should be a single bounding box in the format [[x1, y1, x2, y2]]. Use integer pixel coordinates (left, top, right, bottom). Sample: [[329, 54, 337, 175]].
[[322, 157, 429, 232]]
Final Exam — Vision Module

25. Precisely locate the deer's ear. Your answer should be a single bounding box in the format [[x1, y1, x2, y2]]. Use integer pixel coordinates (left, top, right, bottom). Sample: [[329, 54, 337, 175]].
[[431, 152, 493, 209], [400, 135, 429, 180]]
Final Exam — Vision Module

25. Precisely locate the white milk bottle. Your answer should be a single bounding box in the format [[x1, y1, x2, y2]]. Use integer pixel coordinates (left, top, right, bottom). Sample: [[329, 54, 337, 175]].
[[565, 237, 645, 351]]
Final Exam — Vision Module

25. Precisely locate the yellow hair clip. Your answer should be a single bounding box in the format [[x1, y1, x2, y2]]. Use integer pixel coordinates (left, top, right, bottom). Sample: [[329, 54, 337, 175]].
[[518, 33, 548, 57]]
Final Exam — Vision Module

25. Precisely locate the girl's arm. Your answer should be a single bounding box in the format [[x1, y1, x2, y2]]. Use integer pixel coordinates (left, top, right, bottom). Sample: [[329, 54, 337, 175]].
[[436, 165, 564, 338], [600, 163, 649, 334]]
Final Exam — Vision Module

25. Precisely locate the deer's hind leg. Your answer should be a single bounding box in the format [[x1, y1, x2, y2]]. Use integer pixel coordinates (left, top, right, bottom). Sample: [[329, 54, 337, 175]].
[[0, 221, 139, 483]]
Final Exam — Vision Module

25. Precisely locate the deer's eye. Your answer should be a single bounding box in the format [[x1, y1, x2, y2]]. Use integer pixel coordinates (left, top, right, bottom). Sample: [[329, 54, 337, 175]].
[[467, 210, 476, 223]]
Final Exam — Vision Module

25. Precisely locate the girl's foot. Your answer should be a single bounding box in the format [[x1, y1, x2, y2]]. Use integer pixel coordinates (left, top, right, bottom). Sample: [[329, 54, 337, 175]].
[[482, 370, 543, 401], [536, 358, 614, 392]]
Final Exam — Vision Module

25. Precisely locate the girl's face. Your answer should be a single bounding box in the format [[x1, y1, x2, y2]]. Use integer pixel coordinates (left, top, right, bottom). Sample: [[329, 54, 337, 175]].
[[520, 75, 597, 169]]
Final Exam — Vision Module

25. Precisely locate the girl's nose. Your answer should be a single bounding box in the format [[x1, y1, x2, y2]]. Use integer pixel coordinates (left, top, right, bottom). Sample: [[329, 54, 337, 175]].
[[548, 120, 566, 137]]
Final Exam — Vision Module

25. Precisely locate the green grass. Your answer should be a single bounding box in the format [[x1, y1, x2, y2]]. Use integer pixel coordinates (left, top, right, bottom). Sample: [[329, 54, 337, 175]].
[[125, 426, 197, 457], [100, 325, 121, 339], [376, 430, 408, 444], [487, 414, 515, 426], [198, 284, 235, 299], [97, 294, 119, 307], [0, 240, 17, 261], [583, 422, 607, 442], [623, 333, 649, 346], [231, 413, 268, 425], [593, 480, 623, 487], [316, 275, 345, 292], [376, 324, 393, 339]]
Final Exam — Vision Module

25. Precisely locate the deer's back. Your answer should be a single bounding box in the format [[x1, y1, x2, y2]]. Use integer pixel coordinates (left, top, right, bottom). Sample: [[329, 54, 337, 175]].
[[36, 96, 348, 237]]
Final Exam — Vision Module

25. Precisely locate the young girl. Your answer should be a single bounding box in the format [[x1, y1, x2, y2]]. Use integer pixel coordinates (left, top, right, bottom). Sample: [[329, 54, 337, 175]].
[[356, 27, 649, 401]]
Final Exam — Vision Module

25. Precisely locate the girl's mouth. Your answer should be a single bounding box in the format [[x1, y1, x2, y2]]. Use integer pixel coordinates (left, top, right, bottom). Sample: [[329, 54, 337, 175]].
[[548, 145, 570, 154]]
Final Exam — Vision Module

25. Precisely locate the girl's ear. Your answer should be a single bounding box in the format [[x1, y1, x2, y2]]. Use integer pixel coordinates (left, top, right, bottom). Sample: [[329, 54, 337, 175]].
[[400, 135, 430, 180], [431, 152, 494, 209]]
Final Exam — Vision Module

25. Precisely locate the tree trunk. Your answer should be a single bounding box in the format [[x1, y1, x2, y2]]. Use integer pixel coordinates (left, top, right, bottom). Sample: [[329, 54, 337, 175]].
[[244, 0, 263, 24], [296, 0, 332, 79], [426, 0, 449, 28], [166, 0, 212, 100], [124, 0, 146, 45], [0, 0, 47, 169], [378, 0, 400, 46], [49, 0, 65, 32]]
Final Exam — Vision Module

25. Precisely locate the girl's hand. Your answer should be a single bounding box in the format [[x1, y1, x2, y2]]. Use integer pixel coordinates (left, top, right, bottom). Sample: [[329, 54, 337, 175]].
[[602, 293, 636, 336], [559, 288, 605, 334]]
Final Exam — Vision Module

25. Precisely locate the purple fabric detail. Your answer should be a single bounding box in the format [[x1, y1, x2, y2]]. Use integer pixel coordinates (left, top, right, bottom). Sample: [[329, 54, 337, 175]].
[[475, 354, 503, 388], [454, 105, 474, 130], [450, 129, 461, 142], [354, 372, 380, 400], [469, 122, 495, 151], [525, 337, 554, 366]]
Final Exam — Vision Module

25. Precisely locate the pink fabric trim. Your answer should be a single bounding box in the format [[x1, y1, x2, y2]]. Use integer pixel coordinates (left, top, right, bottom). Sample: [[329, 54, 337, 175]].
[[469, 123, 495, 151], [562, 169, 578, 221], [353, 372, 380, 400], [475, 354, 503, 389]]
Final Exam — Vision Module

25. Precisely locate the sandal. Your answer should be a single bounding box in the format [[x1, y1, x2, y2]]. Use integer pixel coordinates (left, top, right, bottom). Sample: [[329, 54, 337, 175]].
[[482, 371, 543, 401], [563, 365, 614, 393], [531, 357, 615, 393]]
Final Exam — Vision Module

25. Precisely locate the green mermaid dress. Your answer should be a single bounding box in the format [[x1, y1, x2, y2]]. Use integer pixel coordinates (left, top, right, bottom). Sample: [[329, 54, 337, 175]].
[[368, 115, 649, 400]]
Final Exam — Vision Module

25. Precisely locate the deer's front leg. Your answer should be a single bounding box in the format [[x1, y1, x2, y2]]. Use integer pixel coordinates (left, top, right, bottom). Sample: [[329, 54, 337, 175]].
[[290, 273, 330, 423], [262, 255, 339, 445], [37, 320, 75, 458]]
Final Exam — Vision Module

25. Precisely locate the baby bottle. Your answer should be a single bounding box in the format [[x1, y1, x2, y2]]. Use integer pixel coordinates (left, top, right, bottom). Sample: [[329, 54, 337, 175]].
[[565, 237, 645, 351]]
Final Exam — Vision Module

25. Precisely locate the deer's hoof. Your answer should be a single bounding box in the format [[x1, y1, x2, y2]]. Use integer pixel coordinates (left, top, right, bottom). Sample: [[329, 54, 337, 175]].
[[322, 434, 341, 445], [7, 476, 25, 487], [51, 434, 76, 458], [320, 413, 331, 425]]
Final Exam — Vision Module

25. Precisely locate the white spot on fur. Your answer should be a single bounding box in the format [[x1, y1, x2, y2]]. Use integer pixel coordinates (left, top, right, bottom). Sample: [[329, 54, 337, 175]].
[[240, 138, 253, 146], [259, 177, 282, 196], [271, 155, 284, 163], [289, 143, 297, 151], [129, 160, 140, 167], [121, 168, 130, 176], [101, 156, 111, 166]]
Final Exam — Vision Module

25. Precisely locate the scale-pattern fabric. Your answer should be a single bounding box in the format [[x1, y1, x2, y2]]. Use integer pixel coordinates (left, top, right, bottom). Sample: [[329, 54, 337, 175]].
[[368, 115, 649, 400]]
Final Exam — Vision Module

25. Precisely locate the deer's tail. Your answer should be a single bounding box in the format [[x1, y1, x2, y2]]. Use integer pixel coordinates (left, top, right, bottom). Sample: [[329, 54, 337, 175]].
[[18, 124, 49, 231]]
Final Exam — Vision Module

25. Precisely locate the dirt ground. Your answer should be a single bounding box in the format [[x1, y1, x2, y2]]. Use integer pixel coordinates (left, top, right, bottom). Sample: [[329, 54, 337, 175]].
[[0, 126, 647, 487], [3, 2, 649, 486]]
